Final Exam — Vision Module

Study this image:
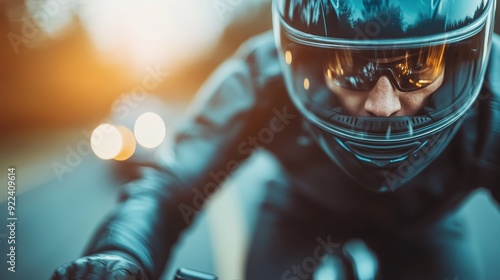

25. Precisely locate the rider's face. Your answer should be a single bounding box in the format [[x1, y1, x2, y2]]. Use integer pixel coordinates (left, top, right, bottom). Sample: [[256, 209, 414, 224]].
[[327, 70, 444, 117]]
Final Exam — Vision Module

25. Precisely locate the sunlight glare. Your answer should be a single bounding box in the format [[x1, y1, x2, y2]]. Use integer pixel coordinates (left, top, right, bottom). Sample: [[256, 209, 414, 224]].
[[114, 126, 136, 161], [134, 112, 166, 148], [91, 123, 123, 160]]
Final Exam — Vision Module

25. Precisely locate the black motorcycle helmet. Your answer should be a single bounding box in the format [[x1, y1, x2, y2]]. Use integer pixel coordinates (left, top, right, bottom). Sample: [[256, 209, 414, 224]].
[[272, 0, 496, 192]]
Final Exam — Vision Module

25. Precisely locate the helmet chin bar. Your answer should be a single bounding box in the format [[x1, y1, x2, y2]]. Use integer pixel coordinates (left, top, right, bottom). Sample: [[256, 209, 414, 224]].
[[330, 135, 433, 192], [308, 120, 462, 192], [341, 139, 425, 168]]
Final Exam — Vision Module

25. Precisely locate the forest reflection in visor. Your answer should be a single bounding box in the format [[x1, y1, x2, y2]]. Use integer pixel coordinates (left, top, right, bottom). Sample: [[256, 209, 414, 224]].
[[325, 45, 446, 92]]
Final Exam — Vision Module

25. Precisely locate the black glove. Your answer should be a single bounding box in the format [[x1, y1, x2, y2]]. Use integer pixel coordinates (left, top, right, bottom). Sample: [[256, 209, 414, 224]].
[[51, 251, 149, 280]]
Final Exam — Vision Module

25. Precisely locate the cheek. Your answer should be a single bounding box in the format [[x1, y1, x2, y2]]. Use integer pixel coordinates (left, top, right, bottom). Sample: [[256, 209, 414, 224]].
[[325, 78, 368, 115], [335, 91, 368, 115], [399, 93, 430, 115]]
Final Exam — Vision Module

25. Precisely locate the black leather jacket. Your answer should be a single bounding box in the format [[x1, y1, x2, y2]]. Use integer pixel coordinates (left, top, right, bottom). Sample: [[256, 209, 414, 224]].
[[84, 31, 500, 280]]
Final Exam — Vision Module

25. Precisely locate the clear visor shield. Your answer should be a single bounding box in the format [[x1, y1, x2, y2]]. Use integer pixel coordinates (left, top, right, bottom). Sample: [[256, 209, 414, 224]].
[[276, 27, 491, 141]]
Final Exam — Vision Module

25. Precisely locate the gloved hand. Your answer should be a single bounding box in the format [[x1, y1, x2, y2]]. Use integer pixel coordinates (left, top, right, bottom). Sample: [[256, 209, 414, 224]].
[[51, 251, 149, 280]]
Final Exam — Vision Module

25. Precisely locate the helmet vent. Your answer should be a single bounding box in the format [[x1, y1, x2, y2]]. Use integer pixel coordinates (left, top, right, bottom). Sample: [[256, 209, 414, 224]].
[[412, 117, 432, 125], [330, 115, 433, 133]]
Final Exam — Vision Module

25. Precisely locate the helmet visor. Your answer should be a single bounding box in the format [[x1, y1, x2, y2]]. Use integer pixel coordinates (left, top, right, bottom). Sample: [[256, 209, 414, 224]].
[[275, 9, 493, 142]]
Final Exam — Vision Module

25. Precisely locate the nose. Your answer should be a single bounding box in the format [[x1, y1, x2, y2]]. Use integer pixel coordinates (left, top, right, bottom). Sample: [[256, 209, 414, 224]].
[[364, 76, 401, 117]]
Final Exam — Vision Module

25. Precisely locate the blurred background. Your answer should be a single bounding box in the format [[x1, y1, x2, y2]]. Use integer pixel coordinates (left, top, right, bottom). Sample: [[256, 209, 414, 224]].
[[0, 0, 499, 279]]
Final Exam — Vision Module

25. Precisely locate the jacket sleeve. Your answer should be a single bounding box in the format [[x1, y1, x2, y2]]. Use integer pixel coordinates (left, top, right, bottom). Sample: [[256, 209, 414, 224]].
[[82, 32, 285, 279]]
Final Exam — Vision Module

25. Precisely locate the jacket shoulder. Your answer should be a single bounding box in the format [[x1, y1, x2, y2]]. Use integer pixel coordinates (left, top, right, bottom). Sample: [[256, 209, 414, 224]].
[[475, 33, 500, 202], [234, 31, 284, 91]]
